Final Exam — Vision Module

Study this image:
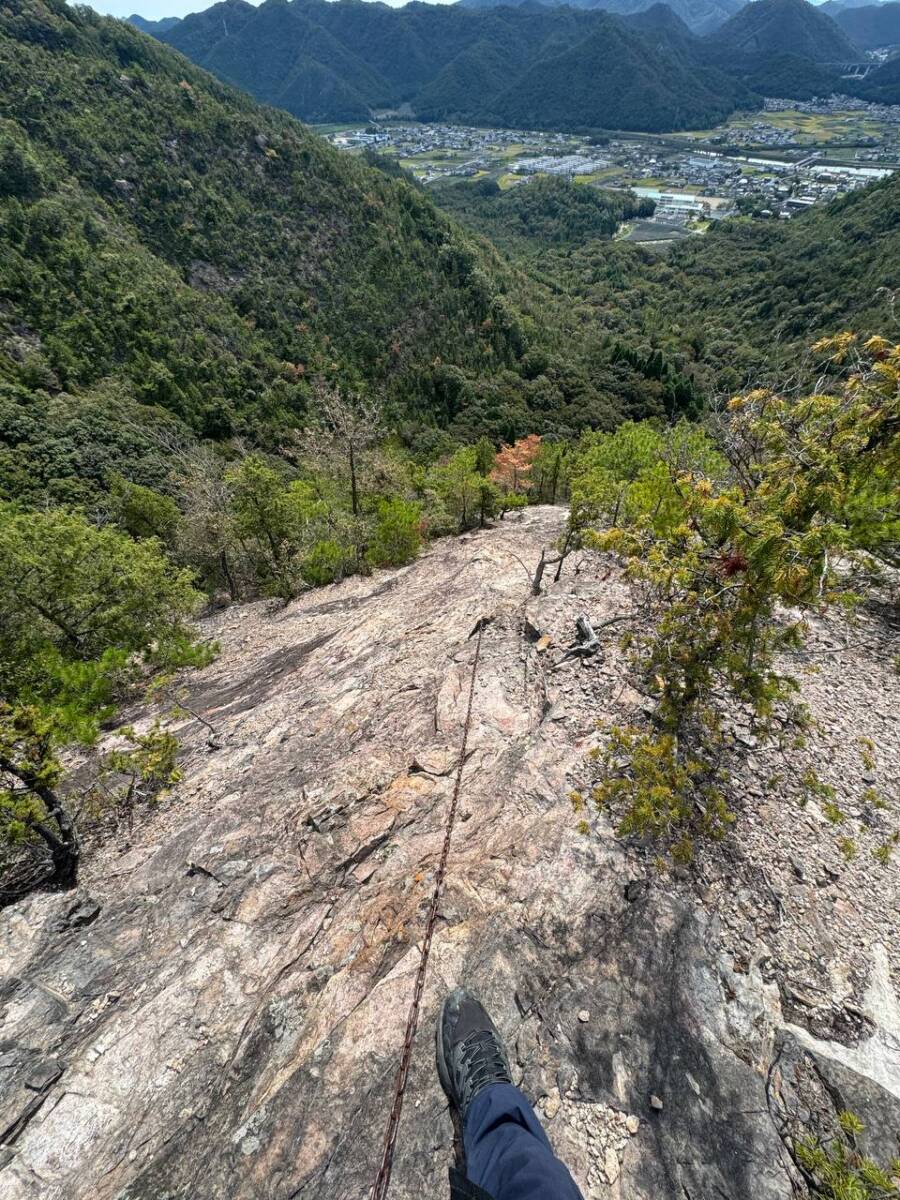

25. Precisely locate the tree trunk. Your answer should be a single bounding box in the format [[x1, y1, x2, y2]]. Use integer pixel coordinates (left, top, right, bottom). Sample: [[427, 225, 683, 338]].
[[532, 548, 563, 596], [553, 529, 572, 583], [2, 755, 81, 888], [349, 443, 359, 518], [34, 787, 80, 887], [612, 489, 623, 528], [220, 549, 238, 601]]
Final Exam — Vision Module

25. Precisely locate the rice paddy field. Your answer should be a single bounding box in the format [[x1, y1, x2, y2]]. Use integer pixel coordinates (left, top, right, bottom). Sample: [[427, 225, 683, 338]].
[[673, 107, 898, 148]]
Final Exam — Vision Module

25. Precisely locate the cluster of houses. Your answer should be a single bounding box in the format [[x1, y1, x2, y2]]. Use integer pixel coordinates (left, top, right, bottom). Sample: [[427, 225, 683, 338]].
[[330, 123, 565, 158], [608, 141, 893, 222], [324, 116, 895, 226]]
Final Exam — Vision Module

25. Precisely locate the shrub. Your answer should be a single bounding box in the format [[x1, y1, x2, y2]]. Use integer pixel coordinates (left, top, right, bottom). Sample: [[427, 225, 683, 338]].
[[300, 539, 347, 586], [794, 1110, 900, 1199], [226, 456, 328, 600], [581, 335, 900, 859], [107, 475, 181, 545], [0, 503, 210, 889], [368, 497, 422, 568]]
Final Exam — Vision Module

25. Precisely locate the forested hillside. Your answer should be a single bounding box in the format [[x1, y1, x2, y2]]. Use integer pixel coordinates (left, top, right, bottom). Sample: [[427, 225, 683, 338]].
[[9, 0, 755, 537], [0, 0, 569, 500], [706, 0, 860, 58], [486, 17, 747, 131], [430, 176, 655, 255], [4, 0, 898, 510], [157, 0, 755, 132], [535, 171, 900, 396], [832, 1, 900, 49]]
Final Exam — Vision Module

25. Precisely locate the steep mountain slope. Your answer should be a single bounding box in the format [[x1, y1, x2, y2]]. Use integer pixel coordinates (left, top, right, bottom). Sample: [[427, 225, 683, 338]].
[[539, 170, 900, 399], [489, 17, 747, 131], [833, 0, 900, 46], [2, 506, 898, 1200], [411, 6, 588, 121], [622, 2, 700, 41], [706, 0, 861, 57], [199, 2, 394, 116], [157, 0, 756, 131], [155, 0, 255, 61], [414, 38, 537, 122], [322, 0, 520, 96], [0, 0, 542, 453]]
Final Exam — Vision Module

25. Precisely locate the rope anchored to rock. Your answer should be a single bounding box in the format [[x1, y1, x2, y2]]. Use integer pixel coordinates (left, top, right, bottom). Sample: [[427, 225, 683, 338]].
[[370, 616, 489, 1200]]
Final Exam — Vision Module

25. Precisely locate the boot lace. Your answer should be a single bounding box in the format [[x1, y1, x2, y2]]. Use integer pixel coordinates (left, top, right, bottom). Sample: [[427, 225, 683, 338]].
[[459, 1030, 511, 1104]]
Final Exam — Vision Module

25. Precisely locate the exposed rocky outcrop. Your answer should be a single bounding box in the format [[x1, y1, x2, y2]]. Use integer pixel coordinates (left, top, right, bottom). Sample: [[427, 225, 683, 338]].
[[1, 507, 897, 1199]]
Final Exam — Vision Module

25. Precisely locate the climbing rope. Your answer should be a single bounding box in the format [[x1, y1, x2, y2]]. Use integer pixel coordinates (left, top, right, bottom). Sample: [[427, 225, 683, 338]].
[[370, 618, 487, 1200]]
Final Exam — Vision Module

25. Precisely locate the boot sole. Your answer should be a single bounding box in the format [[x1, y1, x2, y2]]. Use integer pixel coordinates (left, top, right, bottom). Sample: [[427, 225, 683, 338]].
[[436, 993, 466, 1167], [435, 991, 455, 1104]]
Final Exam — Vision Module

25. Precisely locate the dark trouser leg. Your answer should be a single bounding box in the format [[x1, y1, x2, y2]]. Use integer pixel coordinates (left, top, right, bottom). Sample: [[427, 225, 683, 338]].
[[449, 1165, 496, 1200], [459, 1082, 584, 1200]]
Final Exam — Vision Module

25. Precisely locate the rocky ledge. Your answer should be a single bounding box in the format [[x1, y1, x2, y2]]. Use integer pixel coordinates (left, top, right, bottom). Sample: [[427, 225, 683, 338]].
[[1, 506, 897, 1199]]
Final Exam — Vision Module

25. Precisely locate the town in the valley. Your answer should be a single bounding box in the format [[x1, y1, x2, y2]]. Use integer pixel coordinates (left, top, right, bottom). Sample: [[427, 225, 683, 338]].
[[319, 95, 898, 247]]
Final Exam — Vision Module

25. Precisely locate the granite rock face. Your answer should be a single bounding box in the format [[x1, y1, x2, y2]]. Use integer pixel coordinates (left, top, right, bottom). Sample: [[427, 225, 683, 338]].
[[1, 507, 897, 1199]]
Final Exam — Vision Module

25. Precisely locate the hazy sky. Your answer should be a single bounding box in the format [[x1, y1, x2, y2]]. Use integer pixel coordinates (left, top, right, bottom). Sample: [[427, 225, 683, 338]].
[[84, 0, 455, 19]]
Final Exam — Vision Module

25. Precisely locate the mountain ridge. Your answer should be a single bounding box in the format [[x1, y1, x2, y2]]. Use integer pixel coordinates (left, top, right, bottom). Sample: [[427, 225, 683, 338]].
[[127, 12, 181, 34], [831, 0, 900, 46], [457, 0, 745, 35], [154, 0, 756, 132], [705, 0, 861, 59], [142, 0, 874, 132]]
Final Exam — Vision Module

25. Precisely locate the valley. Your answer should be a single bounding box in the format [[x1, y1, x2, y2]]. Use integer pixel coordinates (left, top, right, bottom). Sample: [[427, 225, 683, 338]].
[[322, 96, 898, 237]]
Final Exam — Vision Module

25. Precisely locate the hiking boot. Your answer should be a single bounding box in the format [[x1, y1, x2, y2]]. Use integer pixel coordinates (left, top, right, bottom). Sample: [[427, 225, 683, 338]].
[[437, 988, 513, 1126]]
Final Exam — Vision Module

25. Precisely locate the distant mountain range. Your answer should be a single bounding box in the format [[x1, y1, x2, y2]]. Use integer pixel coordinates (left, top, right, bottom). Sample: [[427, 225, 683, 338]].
[[151, 0, 755, 131], [457, 0, 745, 38], [819, 0, 888, 13], [705, 0, 859, 57], [830, 1, 900, 47], [130, 0, 899, 132]]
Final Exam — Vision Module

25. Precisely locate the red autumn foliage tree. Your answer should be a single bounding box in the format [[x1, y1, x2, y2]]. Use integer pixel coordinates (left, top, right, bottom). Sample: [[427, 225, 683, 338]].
[[491, 435, 542, 494]]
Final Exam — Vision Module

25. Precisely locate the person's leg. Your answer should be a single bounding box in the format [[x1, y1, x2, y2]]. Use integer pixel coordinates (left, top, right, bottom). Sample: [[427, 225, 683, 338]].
[[449, 1164, 495, 1200], [437, 988, 584, 1200], [463, 1081, 583, 1200]]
